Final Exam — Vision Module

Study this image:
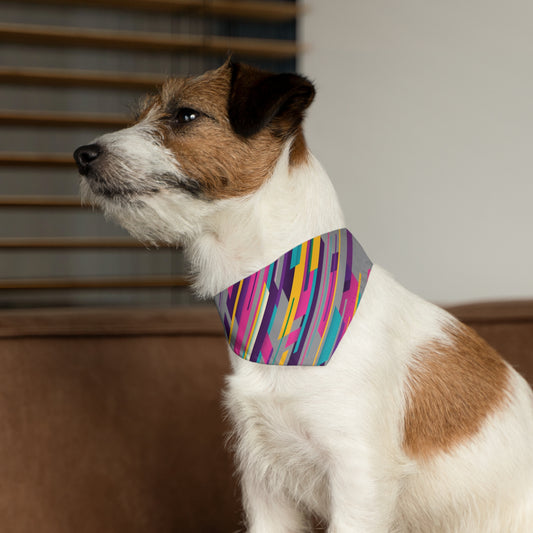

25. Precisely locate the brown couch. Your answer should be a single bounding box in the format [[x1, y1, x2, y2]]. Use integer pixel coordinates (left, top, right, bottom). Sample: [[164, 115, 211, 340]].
[[0, 301, 531, 532]]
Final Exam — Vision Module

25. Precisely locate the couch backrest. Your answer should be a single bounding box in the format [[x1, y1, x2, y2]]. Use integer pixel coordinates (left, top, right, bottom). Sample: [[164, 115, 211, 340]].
[[0, 302, 531, 532], [449, 300, 533, 385]]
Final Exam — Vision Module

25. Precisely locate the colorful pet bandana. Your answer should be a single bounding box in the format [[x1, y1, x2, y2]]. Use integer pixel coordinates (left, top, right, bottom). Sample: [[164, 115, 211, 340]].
[[214, 229, 372, 366]]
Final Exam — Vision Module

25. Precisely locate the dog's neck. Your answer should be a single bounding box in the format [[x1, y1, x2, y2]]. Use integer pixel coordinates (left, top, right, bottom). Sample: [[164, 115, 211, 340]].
[[185, 145, 346, 298]]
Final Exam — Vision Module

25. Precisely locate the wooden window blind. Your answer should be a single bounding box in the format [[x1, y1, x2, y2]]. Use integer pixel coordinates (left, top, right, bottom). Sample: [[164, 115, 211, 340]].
[[0, 0, 300, 308]]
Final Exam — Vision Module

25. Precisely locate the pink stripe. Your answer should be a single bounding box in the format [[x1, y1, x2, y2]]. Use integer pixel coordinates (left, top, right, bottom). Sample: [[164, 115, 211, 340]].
[[285, 328, 301, 347], [318, 271, 336, 336], [339, 273, 358, 323], [241, 266, 270, 353], [300, 233, 331, 361], [317, 233, 342, 338], [295, 278, 312, 318], [260, 335, 273, 364], [295, 270, 316, 365], [233, 272, 259, 354], [332, 271, 359, 353]]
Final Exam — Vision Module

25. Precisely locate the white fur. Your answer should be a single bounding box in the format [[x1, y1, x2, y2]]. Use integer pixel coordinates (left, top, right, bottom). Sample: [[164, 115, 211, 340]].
[[81, 125, 533, 532]]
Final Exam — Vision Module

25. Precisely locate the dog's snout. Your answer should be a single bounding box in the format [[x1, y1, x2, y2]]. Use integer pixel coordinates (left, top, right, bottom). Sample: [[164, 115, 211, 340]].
[[73, 144, 102, 175]]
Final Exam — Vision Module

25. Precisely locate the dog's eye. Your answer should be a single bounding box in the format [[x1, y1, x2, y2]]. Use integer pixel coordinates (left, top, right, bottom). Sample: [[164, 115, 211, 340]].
[[173, 108, 201, 124]]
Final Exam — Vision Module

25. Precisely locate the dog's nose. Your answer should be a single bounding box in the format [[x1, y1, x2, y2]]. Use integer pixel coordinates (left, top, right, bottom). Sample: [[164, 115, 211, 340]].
[[73, 144, 101, 175]]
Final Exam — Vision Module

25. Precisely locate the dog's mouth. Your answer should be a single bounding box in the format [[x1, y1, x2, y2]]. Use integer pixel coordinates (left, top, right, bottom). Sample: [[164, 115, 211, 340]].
[[81, 171, 159, 200], [74, 143, 162, 201], [74, 140, 206, 206], [78, 173, 153, 208], [76, 164, 203, 211]]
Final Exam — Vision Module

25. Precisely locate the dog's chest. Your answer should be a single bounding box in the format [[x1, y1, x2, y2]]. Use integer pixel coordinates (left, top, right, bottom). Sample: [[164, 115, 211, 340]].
[[225, 366, 330, 509]]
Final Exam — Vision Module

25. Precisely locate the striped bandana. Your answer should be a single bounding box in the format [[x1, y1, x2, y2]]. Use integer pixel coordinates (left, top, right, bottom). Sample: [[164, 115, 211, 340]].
[[214, 229, 372, 366]]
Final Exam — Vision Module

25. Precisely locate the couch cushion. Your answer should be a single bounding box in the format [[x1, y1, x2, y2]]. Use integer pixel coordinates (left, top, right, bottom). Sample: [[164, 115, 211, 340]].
[[0, 302, 531, 532], [0, 307, 240, 533]]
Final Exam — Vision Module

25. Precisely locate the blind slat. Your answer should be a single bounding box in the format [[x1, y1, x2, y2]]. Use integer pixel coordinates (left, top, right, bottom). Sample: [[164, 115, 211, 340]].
[[13, 0, 300, 21], [0, 153, 74, 167], [0, 110, 130, 129], [0, 23, 299, 59], [0, 196, 82, 208], [0, 238, 153, 249], [0, 275, 188, 290], [0, 67, 166, 90]]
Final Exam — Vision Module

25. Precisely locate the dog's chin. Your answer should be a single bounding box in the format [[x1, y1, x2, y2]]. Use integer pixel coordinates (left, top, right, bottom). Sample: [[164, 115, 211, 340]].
[[80, 178, 104, 208], [79, 178, 151, 242], [80, 177, 135, 208], [79, 178, 200, 247]]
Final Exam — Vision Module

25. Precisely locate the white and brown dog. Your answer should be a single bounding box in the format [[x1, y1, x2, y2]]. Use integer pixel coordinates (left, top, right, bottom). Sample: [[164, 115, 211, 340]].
[[74, 62, 533, 532]]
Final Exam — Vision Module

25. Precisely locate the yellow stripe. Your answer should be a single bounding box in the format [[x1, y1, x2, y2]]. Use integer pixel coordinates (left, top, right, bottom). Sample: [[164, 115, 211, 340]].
[[355, 272, 362, 310], [244, 282, 267, 357], [310, 235, 321, 271], [228, 279, 243, 343], [278, 241, 308, 339], [279, 350, 289, 365], [312, 230, 342, 365]]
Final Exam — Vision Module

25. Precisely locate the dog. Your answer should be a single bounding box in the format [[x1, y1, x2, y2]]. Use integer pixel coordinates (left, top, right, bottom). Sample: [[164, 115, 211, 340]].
[[74, 61, 533, 532]]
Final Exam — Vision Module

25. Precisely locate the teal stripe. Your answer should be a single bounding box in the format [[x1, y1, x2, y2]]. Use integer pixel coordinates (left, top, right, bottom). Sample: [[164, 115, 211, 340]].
[[290, 244, 302, 269], [307, 238, 314, 274], [309, 233, 332, 361], [267, 304, 277, 334], [293, 267, 318, 353], [272, 298, 294, 365], [266, 263, 274, 290], [317, 307, 342, 366], [357, 270, 368, 307]]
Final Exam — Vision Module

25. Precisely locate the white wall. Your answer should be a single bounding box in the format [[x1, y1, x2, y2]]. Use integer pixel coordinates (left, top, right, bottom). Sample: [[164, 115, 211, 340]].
[[300, 0, 533, 305]]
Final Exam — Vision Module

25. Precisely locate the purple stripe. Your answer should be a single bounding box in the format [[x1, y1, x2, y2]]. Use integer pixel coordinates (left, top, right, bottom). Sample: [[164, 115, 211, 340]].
[[249, 260, 284, 362], [234, 276, 250, 324], [343, 231, 353, 292], [281, 250, 295, 298], [300, 234, 330, 362], [289, 240, 324, 364], [331, 251, 338, 272]]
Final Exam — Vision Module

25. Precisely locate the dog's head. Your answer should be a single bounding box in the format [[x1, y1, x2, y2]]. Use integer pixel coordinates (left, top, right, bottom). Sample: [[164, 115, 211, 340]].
[[74, 61, 315, 245]]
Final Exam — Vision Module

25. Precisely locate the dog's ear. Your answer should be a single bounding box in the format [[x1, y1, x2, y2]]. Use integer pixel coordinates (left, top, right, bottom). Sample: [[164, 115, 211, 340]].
[[228, 62, 315, 139]]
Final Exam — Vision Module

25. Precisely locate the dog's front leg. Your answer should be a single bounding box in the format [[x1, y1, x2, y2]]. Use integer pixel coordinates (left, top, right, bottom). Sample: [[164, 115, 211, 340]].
[[241, 471, 309, 533], [325, 442, 399, 533]]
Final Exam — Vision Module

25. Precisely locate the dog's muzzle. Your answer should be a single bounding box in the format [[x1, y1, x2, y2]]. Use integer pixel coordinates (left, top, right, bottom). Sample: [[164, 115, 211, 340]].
[[73, 144, 102, 176]]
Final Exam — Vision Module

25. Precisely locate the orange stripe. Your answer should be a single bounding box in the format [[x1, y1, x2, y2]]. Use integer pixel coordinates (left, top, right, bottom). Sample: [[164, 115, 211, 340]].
[[228, 279, 243, 343]]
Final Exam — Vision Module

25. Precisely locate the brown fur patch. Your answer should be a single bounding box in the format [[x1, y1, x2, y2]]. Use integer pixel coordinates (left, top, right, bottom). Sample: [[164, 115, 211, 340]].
[[403, 322, 510, 459], [289, 126, 310, 167], [138, 64, 309, 200]]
